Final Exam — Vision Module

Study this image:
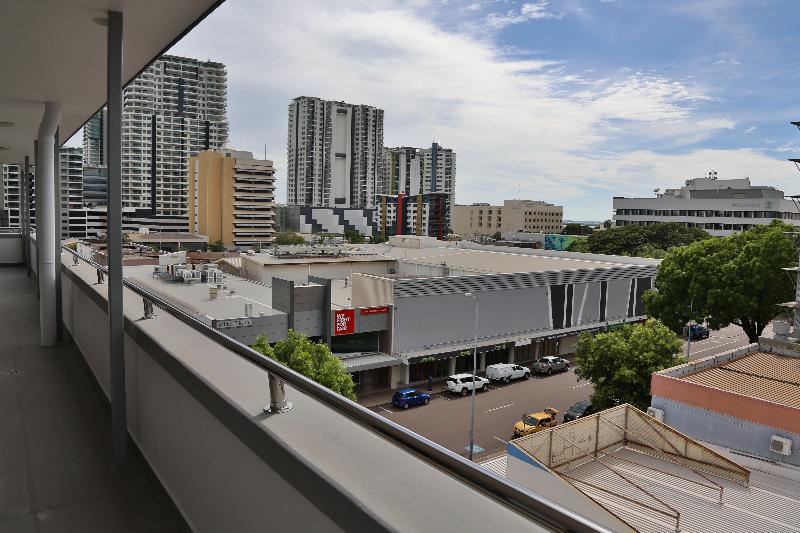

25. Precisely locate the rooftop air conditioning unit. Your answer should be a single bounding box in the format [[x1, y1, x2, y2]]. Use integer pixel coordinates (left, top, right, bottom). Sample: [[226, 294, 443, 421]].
[[646, 407, 664, 423], [770, 435, 793, 456]]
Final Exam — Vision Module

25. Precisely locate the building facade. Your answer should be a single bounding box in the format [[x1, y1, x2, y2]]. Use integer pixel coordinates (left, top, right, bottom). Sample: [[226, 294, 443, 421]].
[[377, 192, 450, 238], [452, 200, 564, 236], [188, 148, 275, 249], [84, 55, 229, 219], [82, 166, 108, 206], [82, 109, 104, 168], [59, 147, 85, 238], [382, 144, 456, 197], [282, 206, 378, 237], [287, 96, 384, 209], [613, 175, 800, 236]]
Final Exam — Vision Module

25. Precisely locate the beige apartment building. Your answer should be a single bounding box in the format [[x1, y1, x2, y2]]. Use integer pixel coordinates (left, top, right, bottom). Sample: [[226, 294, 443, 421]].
[[188, 148, 275, 249], [452, 200, 563, 235]]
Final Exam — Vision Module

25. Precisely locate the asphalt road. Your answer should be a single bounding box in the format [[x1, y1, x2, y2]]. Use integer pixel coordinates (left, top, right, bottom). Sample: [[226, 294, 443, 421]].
[[369, 324, 757, 460]]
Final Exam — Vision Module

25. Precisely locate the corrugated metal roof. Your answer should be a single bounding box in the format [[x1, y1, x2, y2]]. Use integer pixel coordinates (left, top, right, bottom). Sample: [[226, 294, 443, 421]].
[[339, 352, 403, 372], [682, 351, 800, 408], [479, 454, 508, 478]]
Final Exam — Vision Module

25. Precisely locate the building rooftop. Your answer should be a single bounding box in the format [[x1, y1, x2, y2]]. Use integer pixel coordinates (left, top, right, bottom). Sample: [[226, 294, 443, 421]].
[[127, 233, 208, 243], [125, 265, 281, 320], [680, 351, 800, 409], [498, 404, 800, 533], [243, 251, 394, 266]]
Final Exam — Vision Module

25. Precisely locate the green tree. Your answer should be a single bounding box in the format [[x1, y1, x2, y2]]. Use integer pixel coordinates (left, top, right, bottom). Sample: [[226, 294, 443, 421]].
[[208, 240, 225, 252], [562, 223, 592, 235], [274, 232, 306, 245], [566, 236, 590, 252], [252, 330, 356, 400], [370, 234, 387, 244], [603, 219, 612, 229], [584, 223, 709, 257], [575, 320, 685, 411], [344, 229, 365, 244], [491, 231, 502, 240], [643, 220, 797, 342]]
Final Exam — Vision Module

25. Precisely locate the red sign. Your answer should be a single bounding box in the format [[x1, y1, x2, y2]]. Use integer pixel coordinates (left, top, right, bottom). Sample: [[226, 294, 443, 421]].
[[334, 309, 355, 336], [360, 306, 389, 315]]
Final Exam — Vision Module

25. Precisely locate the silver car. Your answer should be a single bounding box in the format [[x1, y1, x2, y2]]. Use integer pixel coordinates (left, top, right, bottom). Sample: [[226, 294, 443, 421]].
[[532, 356, 569, 375]]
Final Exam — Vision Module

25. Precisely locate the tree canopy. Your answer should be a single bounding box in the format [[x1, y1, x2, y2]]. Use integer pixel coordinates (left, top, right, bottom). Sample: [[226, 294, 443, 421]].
[[643, 220, 797, 342], [582, 222, 710, 258], [273, 232, 306, 246], [562, 223, 593, 236], [208, 240, 225, 252], [252, 330, 356, 400], [344, 229, 365, 244], [575, 320, 685, 411]]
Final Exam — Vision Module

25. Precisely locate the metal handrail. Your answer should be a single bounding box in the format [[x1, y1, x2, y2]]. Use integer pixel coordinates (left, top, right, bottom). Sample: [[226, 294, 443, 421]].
[[0, 227, 24, 234], [58, 242, 609, 533]]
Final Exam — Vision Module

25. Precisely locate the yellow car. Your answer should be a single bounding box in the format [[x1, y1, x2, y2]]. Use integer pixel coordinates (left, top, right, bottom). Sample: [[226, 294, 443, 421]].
[[513, 408, 559, 437]]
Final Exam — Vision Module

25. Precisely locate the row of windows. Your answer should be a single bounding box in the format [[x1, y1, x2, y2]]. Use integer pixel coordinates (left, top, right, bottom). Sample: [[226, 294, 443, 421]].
[[616, 208, 791, 219], [616, 220, 776, 231]]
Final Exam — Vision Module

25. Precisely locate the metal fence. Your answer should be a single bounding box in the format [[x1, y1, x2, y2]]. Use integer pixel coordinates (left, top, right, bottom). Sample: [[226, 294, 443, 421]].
[[57, 241, 609, 533]]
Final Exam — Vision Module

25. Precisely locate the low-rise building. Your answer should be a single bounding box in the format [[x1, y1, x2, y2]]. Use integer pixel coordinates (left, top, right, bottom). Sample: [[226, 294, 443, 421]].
[[613, 174, 800, 236], [452, 200, 564, 236]]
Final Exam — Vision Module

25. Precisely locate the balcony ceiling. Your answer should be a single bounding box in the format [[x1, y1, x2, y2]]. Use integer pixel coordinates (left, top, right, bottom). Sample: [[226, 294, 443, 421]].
[[0, 0, 223, 164]]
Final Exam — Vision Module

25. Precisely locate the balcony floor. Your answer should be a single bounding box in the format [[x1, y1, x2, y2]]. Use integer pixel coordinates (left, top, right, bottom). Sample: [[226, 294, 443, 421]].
[[0, 267, 187, 532]]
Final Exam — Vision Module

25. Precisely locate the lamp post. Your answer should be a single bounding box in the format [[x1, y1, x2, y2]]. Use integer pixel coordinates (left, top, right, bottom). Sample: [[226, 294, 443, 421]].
[[464, 292, 478, 461]]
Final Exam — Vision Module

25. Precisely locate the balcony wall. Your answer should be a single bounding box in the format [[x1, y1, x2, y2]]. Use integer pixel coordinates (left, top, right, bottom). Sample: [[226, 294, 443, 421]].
[[0, 232, 24, 264], [58, 255, 555, 533]]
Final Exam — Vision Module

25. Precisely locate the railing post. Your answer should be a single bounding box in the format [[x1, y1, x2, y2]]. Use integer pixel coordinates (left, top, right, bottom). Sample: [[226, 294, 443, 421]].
[[264, 374, 293, 413], [96, 268, 104, 284], [141, 298, 155, 319]]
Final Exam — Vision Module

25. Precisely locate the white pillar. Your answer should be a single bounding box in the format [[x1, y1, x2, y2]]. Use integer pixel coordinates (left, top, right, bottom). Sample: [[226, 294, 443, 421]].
[[448, 356, 457, 375], [479, 352, 486, 372], [508, 344, 515, 364], [36, 102, 62, 347]]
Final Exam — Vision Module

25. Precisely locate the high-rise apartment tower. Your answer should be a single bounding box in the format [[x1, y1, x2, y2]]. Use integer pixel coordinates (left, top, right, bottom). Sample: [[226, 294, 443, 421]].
[[287, 96, 384, 208]]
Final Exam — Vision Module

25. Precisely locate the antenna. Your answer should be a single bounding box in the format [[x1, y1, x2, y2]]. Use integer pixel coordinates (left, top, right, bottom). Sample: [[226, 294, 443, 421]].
[[264, 142, 267, 161]]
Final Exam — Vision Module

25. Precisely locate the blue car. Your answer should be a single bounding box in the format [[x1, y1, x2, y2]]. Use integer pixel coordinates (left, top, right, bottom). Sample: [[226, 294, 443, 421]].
[[392, 388, 431, 409]]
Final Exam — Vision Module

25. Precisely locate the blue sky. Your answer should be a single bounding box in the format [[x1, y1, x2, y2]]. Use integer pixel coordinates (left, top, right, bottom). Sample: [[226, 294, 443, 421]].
[[162, 0, 800, 220]]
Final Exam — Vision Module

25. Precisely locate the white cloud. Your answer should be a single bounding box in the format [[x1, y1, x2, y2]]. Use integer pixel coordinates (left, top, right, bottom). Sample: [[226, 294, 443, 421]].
[[743, 125, 756, 134], [167, 0, 788, 219], [485, 2, 561, 29]]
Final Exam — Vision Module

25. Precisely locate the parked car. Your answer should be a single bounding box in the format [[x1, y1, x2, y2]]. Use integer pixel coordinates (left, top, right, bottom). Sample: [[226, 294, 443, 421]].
[[513, 408, 559, 437], [532, 356, 569, 375], [391, 388, 430, 409], [486, 363, 530, 383], [446, 374, 490, 395], [687, 324, 710, 340], [563, 400, 595, 423]]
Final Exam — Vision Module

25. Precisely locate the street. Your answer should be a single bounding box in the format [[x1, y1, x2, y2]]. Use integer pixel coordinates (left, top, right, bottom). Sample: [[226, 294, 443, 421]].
[[367, 323, 756, 459]]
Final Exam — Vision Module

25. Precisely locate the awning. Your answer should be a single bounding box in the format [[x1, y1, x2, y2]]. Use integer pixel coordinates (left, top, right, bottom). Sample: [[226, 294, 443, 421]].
[[338, 352, 403, 373]]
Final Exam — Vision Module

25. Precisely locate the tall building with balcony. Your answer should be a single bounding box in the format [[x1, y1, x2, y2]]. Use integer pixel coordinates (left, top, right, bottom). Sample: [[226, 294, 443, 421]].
[[59, 147, 85, 238], [382, 144, 456, 228], [188, 148, 275, 249], [0, 163, 24, 227], [83, 109, 105, 167], [85, 54, 229, 220], [287, 96, 384, 209], [613, 174, 800, 236], [452, 200, 564, 236]]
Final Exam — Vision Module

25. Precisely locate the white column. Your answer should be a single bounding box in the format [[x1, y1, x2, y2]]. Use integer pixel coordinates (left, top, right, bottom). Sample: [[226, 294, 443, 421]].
[[36, 102, 62, 347], [508, 345, 515, 364], [448, 357, 457, 375]]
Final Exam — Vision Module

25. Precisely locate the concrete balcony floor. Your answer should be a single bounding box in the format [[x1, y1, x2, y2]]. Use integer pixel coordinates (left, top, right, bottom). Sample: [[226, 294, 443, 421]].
[[0, 267, 187, 532]]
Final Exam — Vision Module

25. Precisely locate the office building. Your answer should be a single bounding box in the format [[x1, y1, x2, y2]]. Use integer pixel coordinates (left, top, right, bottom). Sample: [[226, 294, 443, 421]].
[[82, 166, 108, 206], [84, 54, 229, 219], [188, 148, 276, 249], [377, 192, 450, 238], [452, 200, 564, 236], [287, 96, 384, 209], [613, 173, 800, 236], [59, 147, 85, 238], [382, 143, 456, 198], [1, 163, 24, 227], [83, 109, 105, 167], [282, 206, 378, 236]]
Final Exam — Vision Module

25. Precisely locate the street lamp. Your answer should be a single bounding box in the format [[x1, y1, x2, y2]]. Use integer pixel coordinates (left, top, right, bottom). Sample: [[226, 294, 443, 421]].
[[464, 292, 479, 461]]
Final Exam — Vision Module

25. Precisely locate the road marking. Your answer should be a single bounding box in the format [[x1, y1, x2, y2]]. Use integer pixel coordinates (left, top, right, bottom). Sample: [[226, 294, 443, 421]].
[[377, 406, 394, 413], [485, 403, 514, 413], [492, 436, 508, 444], [690, 337, 747, 356], [572, 382, 591, 389], [434, 394, 451, 401]]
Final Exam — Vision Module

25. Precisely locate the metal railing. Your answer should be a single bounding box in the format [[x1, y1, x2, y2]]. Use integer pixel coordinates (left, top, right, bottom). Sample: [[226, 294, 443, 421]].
[[58, 242, 608, 533], [0, 227, 24, 234]]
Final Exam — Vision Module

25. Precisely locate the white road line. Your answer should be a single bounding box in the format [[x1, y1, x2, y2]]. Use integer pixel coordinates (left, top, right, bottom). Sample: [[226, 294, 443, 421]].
[[485, 403, 514, 413], [572, 382, 591, 389], [492, 436, 508, 444], [435, 394, 451, 401], [378, 406, 394, 413], [690, 337, 747, 356]]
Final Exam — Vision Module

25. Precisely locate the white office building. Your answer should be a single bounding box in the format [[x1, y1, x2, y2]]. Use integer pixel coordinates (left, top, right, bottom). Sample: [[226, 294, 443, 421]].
[[381, 144, 456, 199], [613, 175, 800, 236], [84, 55, 229, 219], [287, 96, 384, 209]]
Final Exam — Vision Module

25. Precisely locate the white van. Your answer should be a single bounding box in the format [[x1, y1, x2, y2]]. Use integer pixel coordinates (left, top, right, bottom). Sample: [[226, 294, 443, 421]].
[[485, 363, 530, 383]]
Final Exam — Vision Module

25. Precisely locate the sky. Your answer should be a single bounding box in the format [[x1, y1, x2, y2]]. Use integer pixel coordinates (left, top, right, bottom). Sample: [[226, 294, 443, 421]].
[[109, 0, 800, 220]]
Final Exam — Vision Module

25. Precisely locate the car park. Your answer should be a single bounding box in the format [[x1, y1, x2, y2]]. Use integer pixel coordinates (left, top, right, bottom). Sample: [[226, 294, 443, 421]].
[[532, 356, 569, 375], [391, 388, 431, 409], [446, 374, 490, 395], [563, 400, 595, 422], [513, 408, 559, 437], [485, 363, 530, 383]]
